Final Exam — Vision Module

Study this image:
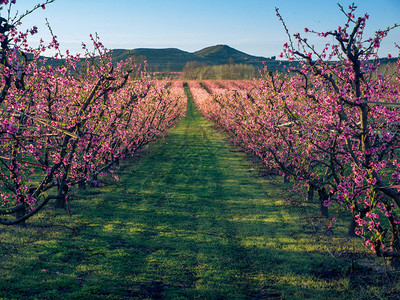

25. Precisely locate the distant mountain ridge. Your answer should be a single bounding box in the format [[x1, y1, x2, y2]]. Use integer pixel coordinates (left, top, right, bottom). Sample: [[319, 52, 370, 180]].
[[111, 45, 276, 72]]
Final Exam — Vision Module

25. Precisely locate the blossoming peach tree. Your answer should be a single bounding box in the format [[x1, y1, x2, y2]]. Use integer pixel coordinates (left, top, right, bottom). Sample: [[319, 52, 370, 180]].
[[274, 3, 400, 266], [0, 1, 185, 225]]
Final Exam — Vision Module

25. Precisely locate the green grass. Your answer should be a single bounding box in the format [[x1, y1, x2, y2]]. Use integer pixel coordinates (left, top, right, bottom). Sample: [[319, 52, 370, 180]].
[[0, 85, 399, 299]]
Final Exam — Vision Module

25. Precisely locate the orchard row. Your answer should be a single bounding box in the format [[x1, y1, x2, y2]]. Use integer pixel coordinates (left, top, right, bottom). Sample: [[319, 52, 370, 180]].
[[189, 6, 400, 266], [0, 1, 186, 225]]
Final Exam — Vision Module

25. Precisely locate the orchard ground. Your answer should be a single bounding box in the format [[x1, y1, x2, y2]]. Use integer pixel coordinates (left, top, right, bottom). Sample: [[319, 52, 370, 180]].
[[0, 83, 399, 299]]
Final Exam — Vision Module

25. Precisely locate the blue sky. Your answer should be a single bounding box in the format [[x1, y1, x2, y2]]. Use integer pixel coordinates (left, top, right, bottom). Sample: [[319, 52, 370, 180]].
[[7, 0, 400, 58]]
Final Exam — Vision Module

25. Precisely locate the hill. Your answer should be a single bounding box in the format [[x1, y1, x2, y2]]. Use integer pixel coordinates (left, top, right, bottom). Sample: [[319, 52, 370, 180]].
[[111, 45, 276, 72], [112, 48, 198, 72], [193, 45, 270, 67]]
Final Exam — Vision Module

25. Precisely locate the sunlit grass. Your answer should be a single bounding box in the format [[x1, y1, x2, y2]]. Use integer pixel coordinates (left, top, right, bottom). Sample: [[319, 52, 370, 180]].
[[0, 85, 398, 299]]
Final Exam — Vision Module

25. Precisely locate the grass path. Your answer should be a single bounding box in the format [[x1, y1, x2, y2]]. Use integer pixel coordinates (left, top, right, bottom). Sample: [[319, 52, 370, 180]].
[[111, 85, 290, 298], [0, 84, 388, 299]]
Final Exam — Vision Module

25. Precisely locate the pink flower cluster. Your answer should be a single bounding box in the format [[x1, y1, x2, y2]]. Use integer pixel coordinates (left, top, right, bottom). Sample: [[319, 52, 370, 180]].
[[0, 0, 16, 5]]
